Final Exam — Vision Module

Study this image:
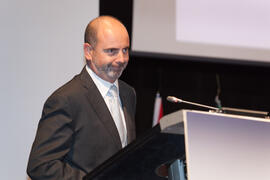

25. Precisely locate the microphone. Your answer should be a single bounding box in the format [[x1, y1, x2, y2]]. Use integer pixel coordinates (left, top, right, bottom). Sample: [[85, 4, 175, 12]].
[[167, 96, 220, 111]]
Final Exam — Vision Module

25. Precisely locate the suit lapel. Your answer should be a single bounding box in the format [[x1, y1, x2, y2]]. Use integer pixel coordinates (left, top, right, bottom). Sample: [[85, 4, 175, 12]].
[[79, 67, 122, 149], [119, 81, 135, 144]]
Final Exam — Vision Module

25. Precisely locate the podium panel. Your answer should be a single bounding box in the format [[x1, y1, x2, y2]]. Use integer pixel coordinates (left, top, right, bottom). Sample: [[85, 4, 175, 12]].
[[183, 110, 270, 180]]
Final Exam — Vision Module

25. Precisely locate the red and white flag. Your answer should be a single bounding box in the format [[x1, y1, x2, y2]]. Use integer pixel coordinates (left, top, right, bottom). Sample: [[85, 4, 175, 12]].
[[152, 92, 163, 127]]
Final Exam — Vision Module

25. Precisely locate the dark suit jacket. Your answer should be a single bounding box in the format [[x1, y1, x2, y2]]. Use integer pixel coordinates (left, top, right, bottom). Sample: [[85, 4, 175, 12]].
[[27, 67, 136, 180]]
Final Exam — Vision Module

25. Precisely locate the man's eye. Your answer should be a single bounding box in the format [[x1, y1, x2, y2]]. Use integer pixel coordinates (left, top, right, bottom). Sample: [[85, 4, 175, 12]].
[[122, 48, 129, 54], [104, 49, 119, 55]]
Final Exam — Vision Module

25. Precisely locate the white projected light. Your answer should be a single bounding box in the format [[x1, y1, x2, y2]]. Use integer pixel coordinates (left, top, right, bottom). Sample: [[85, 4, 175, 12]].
[[132, 0, 270, 64], [176, 0, 270, 49]]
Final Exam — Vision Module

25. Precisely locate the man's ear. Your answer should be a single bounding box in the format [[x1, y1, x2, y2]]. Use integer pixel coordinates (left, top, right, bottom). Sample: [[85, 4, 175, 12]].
[[84, 43, 93, 61]]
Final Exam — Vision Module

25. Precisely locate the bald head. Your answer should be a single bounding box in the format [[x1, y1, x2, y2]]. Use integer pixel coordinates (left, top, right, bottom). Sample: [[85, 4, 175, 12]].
[[84, 16, 129, 48]]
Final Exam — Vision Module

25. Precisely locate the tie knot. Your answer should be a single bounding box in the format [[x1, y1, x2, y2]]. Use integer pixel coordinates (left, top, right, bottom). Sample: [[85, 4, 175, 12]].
[[109, 85, 118, 97]]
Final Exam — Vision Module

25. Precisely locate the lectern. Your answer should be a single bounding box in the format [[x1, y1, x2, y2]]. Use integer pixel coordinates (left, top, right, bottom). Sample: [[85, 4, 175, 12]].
[[84, 110, 270, 180]]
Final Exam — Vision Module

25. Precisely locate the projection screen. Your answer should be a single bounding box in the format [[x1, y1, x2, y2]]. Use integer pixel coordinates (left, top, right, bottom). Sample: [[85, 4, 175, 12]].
[[132, 0, 270, 64]]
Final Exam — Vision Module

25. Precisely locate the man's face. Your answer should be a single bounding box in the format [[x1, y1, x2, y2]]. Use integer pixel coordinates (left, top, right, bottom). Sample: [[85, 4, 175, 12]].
[[85, 25, 130, 83]]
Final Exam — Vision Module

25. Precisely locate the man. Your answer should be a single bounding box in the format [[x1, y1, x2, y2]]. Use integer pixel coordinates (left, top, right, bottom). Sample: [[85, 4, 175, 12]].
[[27, 16, 136, 180]]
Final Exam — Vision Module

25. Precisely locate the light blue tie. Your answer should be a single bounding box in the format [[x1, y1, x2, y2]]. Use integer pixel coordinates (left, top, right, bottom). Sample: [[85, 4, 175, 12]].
[[108, 85, 127, 147]]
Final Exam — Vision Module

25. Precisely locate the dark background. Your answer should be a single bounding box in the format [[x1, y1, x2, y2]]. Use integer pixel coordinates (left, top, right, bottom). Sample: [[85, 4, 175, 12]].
[[100, 0, 270, 136]]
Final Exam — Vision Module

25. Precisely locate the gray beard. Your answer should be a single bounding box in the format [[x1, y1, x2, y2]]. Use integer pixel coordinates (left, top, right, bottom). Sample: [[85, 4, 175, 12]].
[[93, 61, 127, 81]]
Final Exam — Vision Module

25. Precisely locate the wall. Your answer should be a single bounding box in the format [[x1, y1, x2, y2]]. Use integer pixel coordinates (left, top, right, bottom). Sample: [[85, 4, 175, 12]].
[[0, 0, 98, 179]]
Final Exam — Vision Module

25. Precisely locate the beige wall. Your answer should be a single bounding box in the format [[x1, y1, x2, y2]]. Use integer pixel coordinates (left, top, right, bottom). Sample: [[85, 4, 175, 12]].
[[0, 0, 99, 179]]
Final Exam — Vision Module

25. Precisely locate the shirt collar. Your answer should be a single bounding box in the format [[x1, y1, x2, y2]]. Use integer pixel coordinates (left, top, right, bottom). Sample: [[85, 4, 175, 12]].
[[85, 65, 119, 98]]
